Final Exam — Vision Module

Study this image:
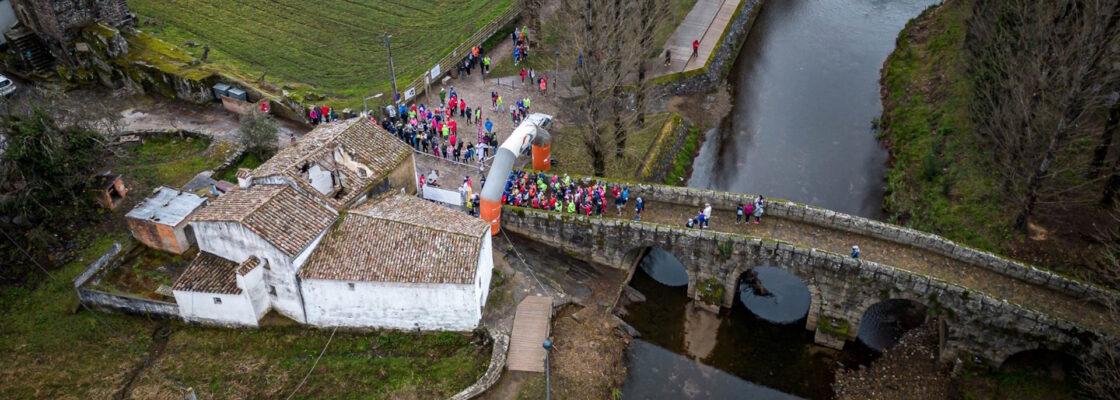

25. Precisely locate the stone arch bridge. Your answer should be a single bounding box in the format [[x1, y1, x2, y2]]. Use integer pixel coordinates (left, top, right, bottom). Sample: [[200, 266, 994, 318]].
[[499, 179, 1119, 366]]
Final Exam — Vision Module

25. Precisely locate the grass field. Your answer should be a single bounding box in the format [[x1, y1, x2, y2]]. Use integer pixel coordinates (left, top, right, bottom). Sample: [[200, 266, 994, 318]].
[[128, 0, 517, 109], [877, 0, 1015, 252], [0, 236, 490, 398]]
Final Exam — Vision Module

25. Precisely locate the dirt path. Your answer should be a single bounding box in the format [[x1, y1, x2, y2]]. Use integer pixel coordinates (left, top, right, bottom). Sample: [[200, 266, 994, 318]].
[[113, 324, 173, 400]]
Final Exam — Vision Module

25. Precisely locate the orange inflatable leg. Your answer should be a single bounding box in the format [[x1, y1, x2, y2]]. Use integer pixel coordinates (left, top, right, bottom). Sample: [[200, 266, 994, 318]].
[[532, 143, 551, 171], [480, 198, 502, 235]]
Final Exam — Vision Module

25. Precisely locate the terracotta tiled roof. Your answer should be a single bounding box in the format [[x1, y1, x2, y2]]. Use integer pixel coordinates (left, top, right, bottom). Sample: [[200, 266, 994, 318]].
[[172, 251, 241, 294], [236, 256, 262, 276], [190, 185, 337, 256], [251, 118, 413, 207], [299, 194, 490, 284]]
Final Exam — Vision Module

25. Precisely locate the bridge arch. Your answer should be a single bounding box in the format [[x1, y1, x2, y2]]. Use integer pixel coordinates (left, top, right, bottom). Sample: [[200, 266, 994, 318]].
[[854, 298, 929, 352], [729, 265, 816, 325], [627, 246, 692, 288]]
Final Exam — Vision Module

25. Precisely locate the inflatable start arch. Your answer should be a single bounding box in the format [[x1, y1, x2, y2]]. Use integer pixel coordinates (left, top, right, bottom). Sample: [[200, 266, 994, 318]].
[[480, 113, 553, 235]]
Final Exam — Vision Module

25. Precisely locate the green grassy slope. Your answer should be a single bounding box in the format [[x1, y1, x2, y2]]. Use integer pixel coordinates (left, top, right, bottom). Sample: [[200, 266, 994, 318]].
[[129, 0, 515, 108]]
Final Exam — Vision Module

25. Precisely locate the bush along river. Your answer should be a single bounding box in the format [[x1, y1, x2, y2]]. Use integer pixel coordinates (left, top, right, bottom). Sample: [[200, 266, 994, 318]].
[[621, 0, 940, 398]]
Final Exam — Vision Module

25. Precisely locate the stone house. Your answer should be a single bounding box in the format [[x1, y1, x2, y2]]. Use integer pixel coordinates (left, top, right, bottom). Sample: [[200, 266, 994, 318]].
[[183, 184, 338, 324], [299, 194, 494, 331], [172, 254, 268, 326], [125, 186, 207, 254], [247, 118, 417, 209], [170, 117, 456, 328]]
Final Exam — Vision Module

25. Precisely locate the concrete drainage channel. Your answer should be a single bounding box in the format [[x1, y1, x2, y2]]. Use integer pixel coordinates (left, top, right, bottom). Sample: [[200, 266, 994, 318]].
[[449, 330, 510, 400]]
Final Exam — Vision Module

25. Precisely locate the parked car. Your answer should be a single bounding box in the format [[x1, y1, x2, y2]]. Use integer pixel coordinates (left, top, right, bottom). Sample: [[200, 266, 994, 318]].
[[0, 74, 17, 97]]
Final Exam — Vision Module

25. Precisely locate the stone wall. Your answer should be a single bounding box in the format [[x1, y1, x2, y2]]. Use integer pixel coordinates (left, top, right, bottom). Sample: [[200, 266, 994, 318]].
[[562, 175, 1119, 308], [500, 207, 1108, 365], [639, 114, 692, 183], [447, 330, 509, 400], [653, 0, 764, 96], [72, 241, 180, 319]]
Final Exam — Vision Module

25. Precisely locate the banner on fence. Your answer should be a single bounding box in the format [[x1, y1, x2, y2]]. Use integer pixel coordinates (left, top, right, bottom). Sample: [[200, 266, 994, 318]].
[[422, 186, 462, 206]]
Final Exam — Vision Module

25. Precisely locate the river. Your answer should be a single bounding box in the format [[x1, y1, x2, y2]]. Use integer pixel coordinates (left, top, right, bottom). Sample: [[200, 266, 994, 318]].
[[623, 0, 939, 398], [689, 0, 940, 218]]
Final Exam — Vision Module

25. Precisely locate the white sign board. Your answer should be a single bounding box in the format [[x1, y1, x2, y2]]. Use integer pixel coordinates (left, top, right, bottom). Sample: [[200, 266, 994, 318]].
[[422, 186, 462, 206], [403, 87, 416, 101], [429, 65, 441, 80]]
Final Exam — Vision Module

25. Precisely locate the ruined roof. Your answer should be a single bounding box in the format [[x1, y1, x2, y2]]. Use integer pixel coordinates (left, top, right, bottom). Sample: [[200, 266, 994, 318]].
[[125, 186, 207, 227], [299, 194, 490, 284], [172, 251, 241, 294], [190, 185, 338, 256], [251, 118, 413, 207]]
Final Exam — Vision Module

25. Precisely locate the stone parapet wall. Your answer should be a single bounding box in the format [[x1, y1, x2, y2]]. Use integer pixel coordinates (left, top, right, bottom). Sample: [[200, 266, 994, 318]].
[[565, 175, 1119, 307]]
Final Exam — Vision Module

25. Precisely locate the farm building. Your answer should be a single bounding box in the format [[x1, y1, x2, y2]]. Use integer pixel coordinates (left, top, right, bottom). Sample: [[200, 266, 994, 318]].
[[249, 117, 417, 208], [298, 194, 493, 331], [167, 118, 482, 330], [183, 184, 338, 325], [172, 254, 268, 326], [125, 186, 207, 254]]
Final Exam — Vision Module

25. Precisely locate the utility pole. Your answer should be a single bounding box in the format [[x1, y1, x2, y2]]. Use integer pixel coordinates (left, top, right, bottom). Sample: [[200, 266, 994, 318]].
[[384, 34, 398, 104]]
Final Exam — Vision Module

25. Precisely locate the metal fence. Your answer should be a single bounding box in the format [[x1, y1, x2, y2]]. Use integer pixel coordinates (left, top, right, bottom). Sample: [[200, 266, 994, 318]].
[[398, 1, 524, 103]]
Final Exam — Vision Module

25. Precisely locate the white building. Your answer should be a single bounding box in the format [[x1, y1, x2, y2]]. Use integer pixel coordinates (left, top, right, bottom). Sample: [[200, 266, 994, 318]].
[[172, 255, 268, 326], [168, 118, 497, 330], [298, 194, 493, 331]]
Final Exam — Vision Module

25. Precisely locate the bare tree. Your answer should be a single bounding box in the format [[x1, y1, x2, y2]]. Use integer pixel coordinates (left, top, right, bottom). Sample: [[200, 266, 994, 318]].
[[1079, 283, 1120, 399], [967, 0, 1120, 231], [557, 0, 638, 175], [632, 0, 670, 129]]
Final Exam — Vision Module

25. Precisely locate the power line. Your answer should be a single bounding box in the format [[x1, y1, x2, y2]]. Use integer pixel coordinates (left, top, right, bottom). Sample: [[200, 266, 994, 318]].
[[285, 326, 338, 400], [500, 229, 550, 294]]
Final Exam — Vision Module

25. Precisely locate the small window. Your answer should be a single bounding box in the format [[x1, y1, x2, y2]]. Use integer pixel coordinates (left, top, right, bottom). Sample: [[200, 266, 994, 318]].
[[213, 297, 222, 305], [268, 285, 277, 296], [348, 282, 355, 291]]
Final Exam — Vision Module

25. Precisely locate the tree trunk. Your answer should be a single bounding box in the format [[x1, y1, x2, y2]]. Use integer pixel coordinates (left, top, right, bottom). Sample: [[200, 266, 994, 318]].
[[1090, 100, 1120, 179], [636, 62, 647, 128]]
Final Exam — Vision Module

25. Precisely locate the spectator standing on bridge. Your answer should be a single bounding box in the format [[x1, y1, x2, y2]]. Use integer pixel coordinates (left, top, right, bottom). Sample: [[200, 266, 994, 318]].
[[851, 245, 860, 259], [736, 202, 745, 225], [664, 49, 672, 67], [635, 196, 644, 221], [696, 209, 706, 230], [703, 203, 712, 228], [693, 39, 700, 57], [752, 196, 765, 224]]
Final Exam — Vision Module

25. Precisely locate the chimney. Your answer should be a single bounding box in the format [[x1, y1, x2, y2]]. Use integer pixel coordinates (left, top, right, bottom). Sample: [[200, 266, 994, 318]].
[[236, 168, 253, 189]]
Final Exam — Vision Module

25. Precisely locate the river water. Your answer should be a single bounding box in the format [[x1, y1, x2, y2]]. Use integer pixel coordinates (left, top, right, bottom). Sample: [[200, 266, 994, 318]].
[[689, 0, 940, 218], [623, 0, 939, 398]]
